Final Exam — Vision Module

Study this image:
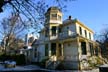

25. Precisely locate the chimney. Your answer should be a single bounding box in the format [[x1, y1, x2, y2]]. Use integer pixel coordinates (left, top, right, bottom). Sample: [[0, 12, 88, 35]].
[[69, 16, 72, 20]]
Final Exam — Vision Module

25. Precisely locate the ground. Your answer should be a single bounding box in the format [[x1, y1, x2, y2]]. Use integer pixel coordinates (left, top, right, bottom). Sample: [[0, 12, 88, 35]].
[[0, 64, 99, 72]]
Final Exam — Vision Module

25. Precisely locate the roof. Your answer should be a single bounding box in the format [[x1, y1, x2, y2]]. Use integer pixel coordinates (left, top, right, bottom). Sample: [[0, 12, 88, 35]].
[[47, 6, 61, 12]]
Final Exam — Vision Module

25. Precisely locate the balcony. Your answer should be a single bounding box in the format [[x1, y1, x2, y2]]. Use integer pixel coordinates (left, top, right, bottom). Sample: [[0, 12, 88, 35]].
[[58, 30, 77, 40], [50, 35, 58, 40]]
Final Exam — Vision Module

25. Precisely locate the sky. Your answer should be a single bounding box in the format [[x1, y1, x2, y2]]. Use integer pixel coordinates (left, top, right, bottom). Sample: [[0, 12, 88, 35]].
[[62, 0, 108, 33], [0, 0, 108, 34]]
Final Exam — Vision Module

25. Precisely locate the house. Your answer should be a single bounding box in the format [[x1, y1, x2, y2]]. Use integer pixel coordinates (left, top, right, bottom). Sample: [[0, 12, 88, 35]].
[[19, 33, 38, 63], [34, 6, 102, 70]]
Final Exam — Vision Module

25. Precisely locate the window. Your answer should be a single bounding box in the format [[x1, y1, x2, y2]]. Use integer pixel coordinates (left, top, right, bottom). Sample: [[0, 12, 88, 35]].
[[45, 30, 48, 37], [45, 16, 50, 22], [67, 27, 69, 29], [51, 14, 57, 20], [51, 43, 56, 55], [58, 44, 62, 56], [52, 14, 57, 17], [58, 27, 61, 33], [85, 30, 87, 38], [81, 42, 87, 55], [89, 32, 91, 40], [58, 15, 61, 20], [51, 26, 56, 36], [95, 47, 98, 56], [28, 37, 34, 43], [45, 44, 48, 56], [34, 48, 37, 57], [79, 27, 82, 35], [45, 27, 49, 37]]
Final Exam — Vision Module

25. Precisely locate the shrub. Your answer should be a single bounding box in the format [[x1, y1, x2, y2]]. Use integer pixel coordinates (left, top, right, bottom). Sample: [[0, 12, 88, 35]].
[[0, 54, 26, 65], [40, 57, 49, 68], [88, 56, 104, 68], [14, 54, 26, 65]]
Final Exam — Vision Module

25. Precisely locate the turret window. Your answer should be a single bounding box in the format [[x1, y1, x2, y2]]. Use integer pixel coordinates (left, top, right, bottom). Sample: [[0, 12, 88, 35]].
[[52, 14, 57, 17], [51, 14, 57, 20], [58, 15, 61, 20]]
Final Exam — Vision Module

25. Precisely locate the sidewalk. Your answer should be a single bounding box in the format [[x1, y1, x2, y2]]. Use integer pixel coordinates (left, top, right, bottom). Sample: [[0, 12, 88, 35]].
[[55, 69, 99, 72], [0, 64, 99, 72]]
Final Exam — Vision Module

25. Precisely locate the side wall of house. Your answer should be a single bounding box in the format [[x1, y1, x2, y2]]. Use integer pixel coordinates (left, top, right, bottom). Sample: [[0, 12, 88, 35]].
[[63, 41, 79, 69], [62, 23, 76, 33], [37, 44, 45, 62], [76, 23, 94, 41]]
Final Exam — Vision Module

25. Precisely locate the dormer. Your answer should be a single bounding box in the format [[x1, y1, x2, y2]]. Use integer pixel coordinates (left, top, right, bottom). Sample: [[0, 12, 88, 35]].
[[45, 6, 62, 25]]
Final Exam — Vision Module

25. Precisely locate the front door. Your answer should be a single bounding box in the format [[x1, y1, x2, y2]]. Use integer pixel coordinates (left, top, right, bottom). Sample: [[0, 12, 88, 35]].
[[58, 44, 62, 56], [51, 43, 56, 55], [81, 42, 87, 55]]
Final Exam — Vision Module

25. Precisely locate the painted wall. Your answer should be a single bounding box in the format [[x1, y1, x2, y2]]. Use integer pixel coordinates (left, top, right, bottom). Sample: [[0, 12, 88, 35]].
[[39, 32, 45, 41], [76, 23, 94, 41], [37, 44, 45, 61], [62, 23, 76, 33], [63, 41, 78, 61]]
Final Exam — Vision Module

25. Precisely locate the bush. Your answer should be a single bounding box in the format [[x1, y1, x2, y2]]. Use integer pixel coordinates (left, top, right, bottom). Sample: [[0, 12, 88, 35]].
[[88, 56, 104, 68], [0, 54, 11, 61], [0, 54, 26, 65], [56, 61, 65, 70], [40, 57, 49, 68], [14, 54, 26, 65]]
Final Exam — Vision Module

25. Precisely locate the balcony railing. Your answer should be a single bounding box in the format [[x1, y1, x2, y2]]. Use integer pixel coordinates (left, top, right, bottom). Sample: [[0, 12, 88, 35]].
[[45, 31, 77, 40], [58, 31, 77, 40]]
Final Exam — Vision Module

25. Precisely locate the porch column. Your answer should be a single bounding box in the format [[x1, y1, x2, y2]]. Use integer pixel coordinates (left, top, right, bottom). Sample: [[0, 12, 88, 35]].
[[85, 41, 90, 56], [76, 37, 81, 70], [98, 46, 102, 57], [61, 43, 64, 56], [56, 43, 59, 57], [77, 37, 81, 56], [48, 43, 51, 56]]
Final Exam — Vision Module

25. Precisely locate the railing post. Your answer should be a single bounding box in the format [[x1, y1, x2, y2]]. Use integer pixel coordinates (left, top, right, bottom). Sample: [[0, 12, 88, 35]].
[[61, 43, 64, 57], [48, 43, 51, 56]]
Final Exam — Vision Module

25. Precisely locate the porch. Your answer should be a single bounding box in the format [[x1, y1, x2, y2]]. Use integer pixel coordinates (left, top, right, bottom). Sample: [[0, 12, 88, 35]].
[[45, 39, 79, 69]]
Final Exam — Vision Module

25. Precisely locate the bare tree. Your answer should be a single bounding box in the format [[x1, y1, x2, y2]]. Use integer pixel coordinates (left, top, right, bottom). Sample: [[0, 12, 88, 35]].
[[0, 0, 75, 32], [0, 13, 26, 54], [96, 28, 108, 59], [0, 0, 75, 53]]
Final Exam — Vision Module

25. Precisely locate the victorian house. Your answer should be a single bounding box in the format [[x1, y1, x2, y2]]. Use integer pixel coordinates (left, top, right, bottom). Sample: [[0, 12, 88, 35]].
[[36, 7, 101, 69]]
